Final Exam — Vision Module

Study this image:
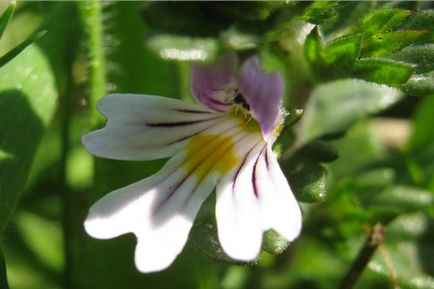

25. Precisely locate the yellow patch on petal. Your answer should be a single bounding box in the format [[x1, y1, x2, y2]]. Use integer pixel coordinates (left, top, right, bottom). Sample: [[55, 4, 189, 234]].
[[183, 134, 240, 181]]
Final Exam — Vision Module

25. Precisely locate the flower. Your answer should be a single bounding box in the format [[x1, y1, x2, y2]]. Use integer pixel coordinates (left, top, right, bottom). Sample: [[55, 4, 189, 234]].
[[82, 53, 302, 273]]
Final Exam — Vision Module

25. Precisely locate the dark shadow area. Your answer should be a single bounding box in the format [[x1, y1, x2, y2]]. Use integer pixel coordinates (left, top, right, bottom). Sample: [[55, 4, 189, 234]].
[[0, 89, 45, 235]]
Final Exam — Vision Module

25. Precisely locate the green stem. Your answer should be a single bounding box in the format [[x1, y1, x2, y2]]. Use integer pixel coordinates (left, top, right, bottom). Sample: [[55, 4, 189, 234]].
[[78, 0, 107, 127], [76, 2, 107, 289], [338, 224, 385, 289]]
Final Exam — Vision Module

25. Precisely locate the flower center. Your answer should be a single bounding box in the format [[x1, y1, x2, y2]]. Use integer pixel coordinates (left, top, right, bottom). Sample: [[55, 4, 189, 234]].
[[183, 134, 240, 181]]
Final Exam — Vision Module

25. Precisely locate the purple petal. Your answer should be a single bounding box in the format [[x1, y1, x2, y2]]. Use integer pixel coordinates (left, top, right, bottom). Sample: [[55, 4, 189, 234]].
[[191, 53, 238, 112], [238, 56, 284, 139]]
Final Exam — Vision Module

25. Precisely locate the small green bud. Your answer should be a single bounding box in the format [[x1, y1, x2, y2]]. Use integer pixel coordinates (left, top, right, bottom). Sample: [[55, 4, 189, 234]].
[[262, 229, 290, 255]]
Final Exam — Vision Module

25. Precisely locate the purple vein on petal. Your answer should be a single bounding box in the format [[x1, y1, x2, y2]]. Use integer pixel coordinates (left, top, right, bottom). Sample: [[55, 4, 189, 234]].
[[231, 143, 260, 193], [146, 116, 222, 127], [180, 132, 255, 211], [264, 147, 270, 170], [173, 108, 213, 114], [165, 118, 238, 146], [252, 146, 266, 198]]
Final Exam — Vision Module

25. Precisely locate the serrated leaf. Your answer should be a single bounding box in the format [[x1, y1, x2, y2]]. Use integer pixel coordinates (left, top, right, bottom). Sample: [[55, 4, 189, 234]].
[[357, 9, 412, 36], [147, 34, 220, 62], [390, 44, 434, 73], [362, 30, 427, 57], [0, 0, 15, 40], [400, 9, 434, 30], [323, 34, 361, 64], [298, 79, 403, 143], [354, 57, 414, 86]]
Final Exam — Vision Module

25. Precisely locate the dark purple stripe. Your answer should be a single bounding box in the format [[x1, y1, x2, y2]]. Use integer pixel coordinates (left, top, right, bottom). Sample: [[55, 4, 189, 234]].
[[251, 149, 265, 198], [265, 148, 270, 170], [152, 175, 189, 215], [232, 146, 255, 192], [174, 108, 212, 114], [146, 117, 218, 127]]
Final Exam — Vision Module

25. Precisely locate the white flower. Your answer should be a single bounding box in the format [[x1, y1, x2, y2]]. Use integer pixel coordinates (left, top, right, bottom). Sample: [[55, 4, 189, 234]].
[[82, 53, 302, 273]]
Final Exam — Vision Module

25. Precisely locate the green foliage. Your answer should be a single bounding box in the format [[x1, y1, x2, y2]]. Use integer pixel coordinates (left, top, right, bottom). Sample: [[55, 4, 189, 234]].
[[0, 42, 58, 235], [304, 7, 433, 95], [0, 1, 15, 40], [297, 79, 403, 143]]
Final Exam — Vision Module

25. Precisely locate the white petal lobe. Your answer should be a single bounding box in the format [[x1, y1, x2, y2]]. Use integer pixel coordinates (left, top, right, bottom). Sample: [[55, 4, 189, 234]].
[[256, 146, 302, 241], [215, 140, 265, 261], [82, 94, 235, 161]]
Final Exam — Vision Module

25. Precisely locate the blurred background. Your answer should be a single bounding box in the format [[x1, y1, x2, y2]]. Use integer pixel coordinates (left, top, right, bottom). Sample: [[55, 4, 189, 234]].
[[0, 1, 433, 289]]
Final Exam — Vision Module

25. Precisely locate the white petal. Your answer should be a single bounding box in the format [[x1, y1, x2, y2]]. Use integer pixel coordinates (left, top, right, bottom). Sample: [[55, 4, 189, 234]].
[[84, 152, 186, 239], [254, 145, 302, 241], [135, 174, 218, 272], [215, 139, 265, 261], [82, 94, 235, 160], [84, 124, 252, 272]]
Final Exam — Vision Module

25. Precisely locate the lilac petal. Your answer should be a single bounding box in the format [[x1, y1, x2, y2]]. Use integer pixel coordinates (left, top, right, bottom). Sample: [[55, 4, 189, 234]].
[[191, 52, 238, 112], [238, 56, 284, 140]]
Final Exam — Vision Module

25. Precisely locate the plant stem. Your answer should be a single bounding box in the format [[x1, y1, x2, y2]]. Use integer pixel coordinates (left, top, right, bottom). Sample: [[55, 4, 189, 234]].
[[338, 223, 385, 289], [78, 0, 107, 127]]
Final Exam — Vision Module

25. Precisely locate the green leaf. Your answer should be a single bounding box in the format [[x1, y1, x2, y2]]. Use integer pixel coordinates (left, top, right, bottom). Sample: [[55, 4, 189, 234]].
[[147, 34, 220, 62], [357, 9, 412, 37], [401, 73, 434, 96], [362, 30, 427, 57], [369, 240, 434, 289], [353, 58, 414, 86], [399, 9, 434, 30], [304, 26, 323, 68], [328, 121, 387, 179], [365, 185, 433, 213], [0, 0, 15, 40], [303, 1, 338, 25], [282, 156, 328, 202], [390, 44, 434, 74], [0, 42, 58, 235], [298, 79, 403, 143], [0, 30, 46, 68], [323, 34, 361, 65], [296, 140, 339, 163]]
